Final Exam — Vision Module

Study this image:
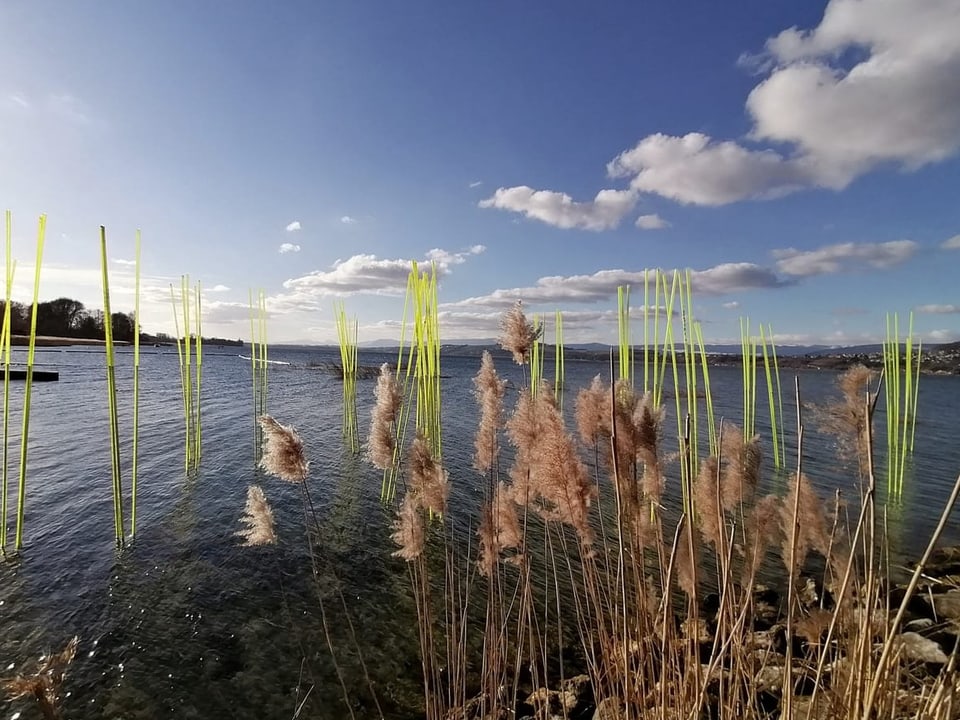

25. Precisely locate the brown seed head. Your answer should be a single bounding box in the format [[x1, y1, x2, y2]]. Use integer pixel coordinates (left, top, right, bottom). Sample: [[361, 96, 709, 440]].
[[258, 415, 309, 483]]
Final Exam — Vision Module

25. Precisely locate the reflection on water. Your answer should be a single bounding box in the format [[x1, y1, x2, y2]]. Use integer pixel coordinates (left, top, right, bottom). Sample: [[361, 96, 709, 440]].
[[0, 346, 958, 718]]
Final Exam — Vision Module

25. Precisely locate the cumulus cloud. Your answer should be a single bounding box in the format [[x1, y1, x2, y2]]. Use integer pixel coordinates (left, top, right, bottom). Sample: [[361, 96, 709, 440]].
[[285, 221, 301, 232], [209, 284, 230, 292], [722, 301, 740, 310], [915, 304, 960, 314], [480, 0, 960, 214], [942, 234, 960, 250], [446, 263, 786, 309], [280, 245, 483, 300], [635, 213, 671, 230], [340, 216, 357, 225], [279, 243, 301, 254], [479, 186, 637, 231], [773, 240, 918, 276]]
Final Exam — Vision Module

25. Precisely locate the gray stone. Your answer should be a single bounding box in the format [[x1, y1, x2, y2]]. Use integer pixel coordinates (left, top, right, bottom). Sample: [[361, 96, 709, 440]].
[[931, 590, 960, 621], [900, 632, 949, 664]]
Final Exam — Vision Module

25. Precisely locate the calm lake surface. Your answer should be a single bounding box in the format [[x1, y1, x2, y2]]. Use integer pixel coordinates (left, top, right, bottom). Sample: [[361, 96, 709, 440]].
[[1, 345, 958, 719]]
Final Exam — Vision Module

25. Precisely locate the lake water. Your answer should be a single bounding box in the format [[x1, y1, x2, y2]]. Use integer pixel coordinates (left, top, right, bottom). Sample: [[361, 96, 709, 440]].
[[1, 345, 958, 719]]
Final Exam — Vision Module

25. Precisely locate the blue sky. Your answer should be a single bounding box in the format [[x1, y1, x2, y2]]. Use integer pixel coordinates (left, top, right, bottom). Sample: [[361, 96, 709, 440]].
[[1, 0, 958, 346]]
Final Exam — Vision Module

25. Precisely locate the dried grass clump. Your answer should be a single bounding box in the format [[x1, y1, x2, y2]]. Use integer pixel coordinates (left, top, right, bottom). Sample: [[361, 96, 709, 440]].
[[499, 301, 540, 364], [370, 363, 403, 470], [473, 351, 506, 473], [258, 415, 309, 483], [2, 636, 78, 720], [236, 485, 277, 546]]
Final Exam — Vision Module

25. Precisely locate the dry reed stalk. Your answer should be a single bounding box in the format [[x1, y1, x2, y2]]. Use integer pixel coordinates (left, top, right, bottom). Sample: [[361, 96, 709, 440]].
[[2, 636, 78, 720], [236, 485, 277, 546], [257, 415, 309, 483]]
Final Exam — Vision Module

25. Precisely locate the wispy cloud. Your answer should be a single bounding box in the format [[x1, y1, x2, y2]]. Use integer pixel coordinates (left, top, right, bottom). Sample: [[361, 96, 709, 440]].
[[340, 215, 358, 225], [479, 186, 637, 230], [773, 240, 918, 277], [469, 180, 483, 188], [279, 243, 301, 254], [6, 93, 30, 109], [480, 0, 960, 214], [942, 234, 960, 250], [722, 301, 740, 310], [285, 221, 301, 232], [915, 304, 960, 314], [46, 93, 90, 124], [635, 213, 670, 230], [112, 258, 137, 266]]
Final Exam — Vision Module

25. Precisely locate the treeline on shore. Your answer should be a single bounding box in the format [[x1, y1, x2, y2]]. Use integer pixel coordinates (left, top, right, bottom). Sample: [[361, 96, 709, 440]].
[[2, 297, 242, 346]]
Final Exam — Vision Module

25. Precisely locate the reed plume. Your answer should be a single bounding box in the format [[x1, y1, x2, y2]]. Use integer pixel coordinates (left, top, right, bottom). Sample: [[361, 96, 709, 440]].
[[507, 383, 594, 546], [408, 432, 448, 516], [257, 415, 309, 483], [719, 425, 761, 512], [740, 493, 781, 581], [369, 363, 402, 471], [2, 636, 78, 720], [499, 301, 540, 365], [391, 494, 425, 561], [693, 455, 722, 549], [236, 485, 277, 546], [574, 374, 606, 446], [473, 350, 506, 473], [816, 364, 876, 470], [781, 472, 830, 575]]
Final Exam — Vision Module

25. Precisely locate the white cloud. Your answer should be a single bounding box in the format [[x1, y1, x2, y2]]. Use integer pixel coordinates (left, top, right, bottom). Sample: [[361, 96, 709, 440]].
[[279, 243, 301, 254], [111, 258, 137, 266], [280, 246, 482, 301], [481, 0, 960, 213], [340, 216, 357, 225], [285, 221, 301, 232], [46, 93, 90, 124], [469, 180, 483, 188], [942, 234, 960, 250], [773, 240, 918, 276], [209, 284, 230, 292], [915, 304, 960, 314], [928, 329, 960, 342], [6, 93, 30, 109], [479, 186, 637, 231], [722, 301, 740, 310], [635, 213, 671, 230], [447, 263, 785, 309]]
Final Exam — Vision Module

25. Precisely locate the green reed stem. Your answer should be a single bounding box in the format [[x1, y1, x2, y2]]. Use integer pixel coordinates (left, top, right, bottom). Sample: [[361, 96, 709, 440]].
[[910, 339, 921, 452], [171, 284, 189, 474], [194, 281, 203, 469], [531, 314, 544, 394], [131, 230, 140, 539], [759, 325, 781, 469], [248, 289, 259, 462], [14, 215, 45, 551], [335, 301, 360, 453], [617, 285, 631, 385], [1, 211, 15, 552], [100, 227, 124, 544], [769, 323, 786, 465], [695, 322, 717, 456], [643, 269, 650, 395]]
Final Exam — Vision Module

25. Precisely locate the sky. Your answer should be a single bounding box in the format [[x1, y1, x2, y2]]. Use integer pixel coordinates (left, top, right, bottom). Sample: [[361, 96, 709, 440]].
[[1, 0, 959, 347]]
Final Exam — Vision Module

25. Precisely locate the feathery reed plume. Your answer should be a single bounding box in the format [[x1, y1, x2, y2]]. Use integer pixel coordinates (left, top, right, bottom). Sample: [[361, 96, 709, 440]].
[[574, 374, 606, 445], [634, 391, 665, 502], [780, 472, 830, 574], [499, 301, 540, 364], [816, 364, 875, 470], [740, 493, 781, 581], [257, 415, 309, 483], [507, 383, 594, 546], [693, 456, 722, 549], [236, 485, 277, 546], [391, 494, 425, 561], [473, 351, 506, 473], [477, 483, 523, 575], [369, 363, 402, 471], [2, 636, 78, 720], [674, 522, 697, 598], [408, 432, 448, 516], [719, 425, 761, 512]]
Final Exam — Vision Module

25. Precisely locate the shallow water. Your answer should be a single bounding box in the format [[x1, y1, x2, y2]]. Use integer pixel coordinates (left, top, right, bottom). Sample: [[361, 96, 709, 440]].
[[0, 346, 958, 719]]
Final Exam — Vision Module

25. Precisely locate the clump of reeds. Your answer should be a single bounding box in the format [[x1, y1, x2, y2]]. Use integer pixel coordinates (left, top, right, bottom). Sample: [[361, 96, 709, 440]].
[[100, 226, 125, 545], [171, 276, 203, 473], [335, 301, 360, 454], [883, 312, 922, 499], [1, 210, 17, 553], [236, 485, 277, 546], [2, 636, 78, 720], [258, 414, 309, 483]]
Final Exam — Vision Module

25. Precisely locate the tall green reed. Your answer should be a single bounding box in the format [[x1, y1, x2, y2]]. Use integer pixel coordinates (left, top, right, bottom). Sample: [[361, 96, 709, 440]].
[[554, 310, 564, 407], [248, 289, 269, 462], [335, 301, 360, 453], [170, 277, 202, 473], [14, 214, 45, 551], [131, 231, 141, 538], [100, 227, 125, 544], [883, 312, 921, 499], [1, 211, 15, 553]]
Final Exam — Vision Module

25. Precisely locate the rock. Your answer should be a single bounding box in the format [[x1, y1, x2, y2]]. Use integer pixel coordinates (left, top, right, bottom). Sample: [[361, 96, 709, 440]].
[[930, 590, 960, 621], [900, 632, 949, 664], [592, 697, 622, 720], [789, 695, 831, 719], [905, 617, 934, 632], [754, 664, 784, 693]]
